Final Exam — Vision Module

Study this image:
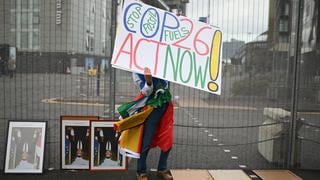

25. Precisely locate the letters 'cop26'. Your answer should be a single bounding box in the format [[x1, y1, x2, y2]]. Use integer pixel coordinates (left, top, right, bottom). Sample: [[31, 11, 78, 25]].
[[111, 0, 223, 94]]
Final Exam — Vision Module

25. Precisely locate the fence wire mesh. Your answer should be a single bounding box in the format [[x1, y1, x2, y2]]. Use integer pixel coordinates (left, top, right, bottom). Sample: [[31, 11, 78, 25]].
[[0, 0, 320, 173]]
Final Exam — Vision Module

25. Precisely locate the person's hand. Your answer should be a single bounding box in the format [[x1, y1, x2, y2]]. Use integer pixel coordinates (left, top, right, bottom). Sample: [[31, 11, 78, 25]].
[[144, 67, 152, 86]]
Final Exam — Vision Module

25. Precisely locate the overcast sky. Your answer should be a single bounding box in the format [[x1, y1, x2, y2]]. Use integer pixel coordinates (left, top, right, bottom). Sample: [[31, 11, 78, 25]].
[[186, 0, 270, 42]]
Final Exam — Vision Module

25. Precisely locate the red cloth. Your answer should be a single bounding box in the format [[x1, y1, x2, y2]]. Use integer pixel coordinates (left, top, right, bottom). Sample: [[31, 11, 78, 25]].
[[150, 101, 174, 152], [134, 93, 174, 152], [133, 93, 145, 101]]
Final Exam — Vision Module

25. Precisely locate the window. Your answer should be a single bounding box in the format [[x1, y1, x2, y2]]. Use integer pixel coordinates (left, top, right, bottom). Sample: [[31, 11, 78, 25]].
[[284, 3, 289, 16], [101, 24, 106, 40], [86, 35, 90, 51], [33, 23, 39, 29], [86, 1, 90, 17], [102, 0, 106, 17], [11, 0, 16, 9], [305, 3, 310, 17], [15, 11, 21, 29], [21, 12, 28, 29], [33, 12, 40, 28], [33, 0, 40, 9], [90, 37, 94, 51], [279, 19, 288, 32], [279, 36, 288, 43], [32, 32, 39, 47], [21, 0, 29, 9], [11, 32, 16, 43], [11, 12, 16, 29], [85, 34, 94, 51], [102, 41, 106, 53], [103, 7, 106, 18], [91, 0, 96, 13], [281, 3, 290, 16], [21, 32, 29, 49]]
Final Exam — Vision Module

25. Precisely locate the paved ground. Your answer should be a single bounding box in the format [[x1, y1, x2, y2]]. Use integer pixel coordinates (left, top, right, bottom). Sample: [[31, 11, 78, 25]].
[[1, 169, 320, 180], [0, 73, 320, 173], [0, 169, 157, 180]]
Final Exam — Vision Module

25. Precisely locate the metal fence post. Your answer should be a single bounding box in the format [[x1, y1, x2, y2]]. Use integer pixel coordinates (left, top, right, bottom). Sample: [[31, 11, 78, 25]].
[[97, 63, 100, 96], [288, 0, 303, 168], [109, 0, 117, 120]]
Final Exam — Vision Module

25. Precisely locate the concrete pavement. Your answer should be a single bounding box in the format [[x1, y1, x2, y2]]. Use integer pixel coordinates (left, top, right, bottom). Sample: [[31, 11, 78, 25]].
[[1, 73, 320, 172], [1, 169, 318, 180]]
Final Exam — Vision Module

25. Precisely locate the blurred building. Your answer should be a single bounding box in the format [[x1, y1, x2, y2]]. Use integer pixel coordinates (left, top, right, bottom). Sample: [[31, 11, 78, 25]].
[[300, 0, 320, 103], [141, 0, 189, 14], [141, 0, 170, 10], [268, 0, 291, 72], [163, 0, 189, 15], [0, 0, 189, 73], [268, 0, 291, 48], [223, 39, 245, 64], [267, 0, 320, 103], [230, 32, 271, 77], [0, 0, 112, 73], [230, 0, 291, 80]]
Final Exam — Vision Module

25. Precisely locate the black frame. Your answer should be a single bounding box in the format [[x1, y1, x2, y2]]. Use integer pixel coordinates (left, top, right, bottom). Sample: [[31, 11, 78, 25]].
[[60, 115, 98, 170], [3, 120, 47, 174], [89, 120, 127, 171]]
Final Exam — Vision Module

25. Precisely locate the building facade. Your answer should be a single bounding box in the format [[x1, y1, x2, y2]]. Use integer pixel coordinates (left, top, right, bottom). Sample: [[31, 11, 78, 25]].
[[0, 0, 112, 73], [300, 0, 320, 103], [222, 39, 245, 64]]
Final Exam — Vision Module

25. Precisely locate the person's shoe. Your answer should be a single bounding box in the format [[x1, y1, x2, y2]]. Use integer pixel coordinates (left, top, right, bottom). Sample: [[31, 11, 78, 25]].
[[136, 174, 148, 180], [157, 170, 173, 180]]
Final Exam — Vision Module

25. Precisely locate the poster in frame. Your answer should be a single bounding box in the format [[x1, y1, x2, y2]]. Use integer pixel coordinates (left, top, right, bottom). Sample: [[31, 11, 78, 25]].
[[4, 121, 47, 174], [61, 116, 98, 170], [90, 120, 127, 171]]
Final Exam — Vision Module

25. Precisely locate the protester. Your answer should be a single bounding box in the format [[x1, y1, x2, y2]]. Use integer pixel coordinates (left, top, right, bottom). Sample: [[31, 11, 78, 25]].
[[116, 67, 174, 180]]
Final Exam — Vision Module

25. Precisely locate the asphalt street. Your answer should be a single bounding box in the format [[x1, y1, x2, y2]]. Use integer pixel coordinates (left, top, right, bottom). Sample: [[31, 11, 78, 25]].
[[0, 73, 319, 173]]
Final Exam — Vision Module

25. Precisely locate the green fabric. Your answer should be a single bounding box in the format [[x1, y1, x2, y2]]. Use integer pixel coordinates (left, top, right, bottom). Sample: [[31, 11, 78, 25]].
[[117, 80, 172, 118], [117, 88, 171, 118], [117, 101, 137, 119], [147, 88, 171, 108], [146, 79, 172, 108]]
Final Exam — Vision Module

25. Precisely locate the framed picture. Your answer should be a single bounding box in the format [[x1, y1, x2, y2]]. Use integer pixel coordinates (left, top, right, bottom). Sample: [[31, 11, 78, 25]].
[[61, 116, 98, 170], [4, 121, 47, 174], [90, 121, 126, 170]]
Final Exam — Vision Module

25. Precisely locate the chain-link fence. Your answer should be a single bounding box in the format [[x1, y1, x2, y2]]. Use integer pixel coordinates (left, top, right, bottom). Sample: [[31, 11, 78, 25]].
[[0, 0, 320, 173]]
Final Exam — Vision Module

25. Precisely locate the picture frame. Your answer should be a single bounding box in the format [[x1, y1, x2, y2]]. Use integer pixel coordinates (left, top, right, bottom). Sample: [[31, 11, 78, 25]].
[[4, 121, 47, 174], [60, 116, 98, 170], [90, 120, 127, 171]]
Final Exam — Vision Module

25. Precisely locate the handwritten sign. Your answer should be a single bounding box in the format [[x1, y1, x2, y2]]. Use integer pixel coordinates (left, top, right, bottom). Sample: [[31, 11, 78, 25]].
[[111, 0, 223, 94]]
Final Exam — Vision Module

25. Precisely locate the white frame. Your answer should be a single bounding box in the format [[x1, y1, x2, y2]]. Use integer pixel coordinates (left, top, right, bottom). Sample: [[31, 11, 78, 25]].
[[4, 121, 47, 174], [90, 121, 126, 170]]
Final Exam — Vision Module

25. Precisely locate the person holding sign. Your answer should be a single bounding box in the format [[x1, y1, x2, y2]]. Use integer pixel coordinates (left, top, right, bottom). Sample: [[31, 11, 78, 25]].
[[112, 0, 223, 95], [134, 67, 174, 180], [116, 67, 174, 180]]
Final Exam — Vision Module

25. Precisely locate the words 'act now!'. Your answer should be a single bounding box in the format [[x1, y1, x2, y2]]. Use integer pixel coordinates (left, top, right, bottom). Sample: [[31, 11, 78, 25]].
[[112, 0, 223, 95]]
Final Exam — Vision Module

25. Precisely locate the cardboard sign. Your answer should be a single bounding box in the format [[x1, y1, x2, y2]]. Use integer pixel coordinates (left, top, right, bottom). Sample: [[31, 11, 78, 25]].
[[111, 0, 223, 94]]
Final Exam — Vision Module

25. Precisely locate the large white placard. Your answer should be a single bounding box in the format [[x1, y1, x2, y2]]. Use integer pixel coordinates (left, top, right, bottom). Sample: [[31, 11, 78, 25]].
[[111, 0, 223, 94]]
